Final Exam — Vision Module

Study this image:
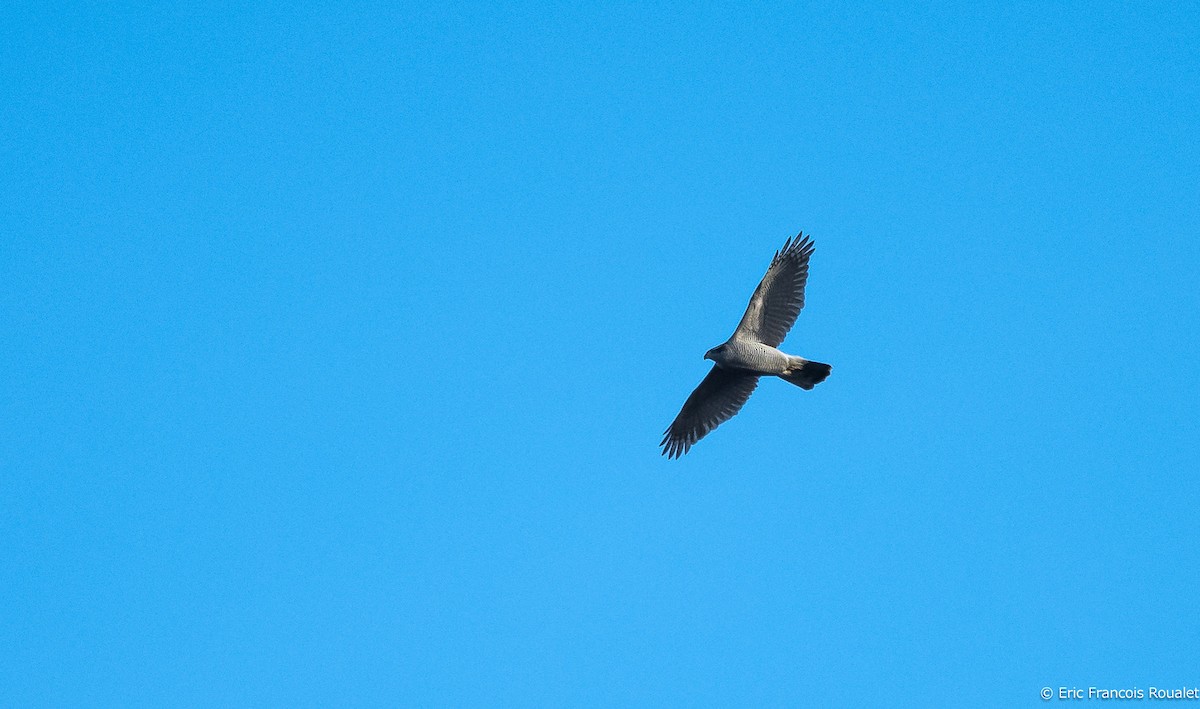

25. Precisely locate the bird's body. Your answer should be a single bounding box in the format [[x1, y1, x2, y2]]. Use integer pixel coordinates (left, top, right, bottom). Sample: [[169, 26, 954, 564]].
[[661, 233, 831, 459], [706, 339, 790, 375]]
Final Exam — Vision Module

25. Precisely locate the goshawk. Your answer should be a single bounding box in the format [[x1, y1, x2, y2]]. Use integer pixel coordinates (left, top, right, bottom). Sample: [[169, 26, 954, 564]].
[[661, 233, 831, 458]]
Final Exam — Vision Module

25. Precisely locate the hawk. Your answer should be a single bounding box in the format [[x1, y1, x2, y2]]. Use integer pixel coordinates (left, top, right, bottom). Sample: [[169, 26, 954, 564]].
[[661, 233, 831, 458]]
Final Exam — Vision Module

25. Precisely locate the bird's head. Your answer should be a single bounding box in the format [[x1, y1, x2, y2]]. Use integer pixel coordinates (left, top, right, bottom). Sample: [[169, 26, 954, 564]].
[[703, 344, 725, 361]]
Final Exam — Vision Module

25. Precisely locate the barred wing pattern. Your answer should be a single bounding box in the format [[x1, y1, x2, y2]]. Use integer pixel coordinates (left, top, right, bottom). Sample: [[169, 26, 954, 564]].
[[731, 233, 814, 347], [660, 366, 760, 459]]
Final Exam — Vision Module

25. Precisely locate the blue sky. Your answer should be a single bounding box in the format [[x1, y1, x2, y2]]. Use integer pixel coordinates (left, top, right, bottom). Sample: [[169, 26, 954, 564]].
[[3, 2, 1198, 706]]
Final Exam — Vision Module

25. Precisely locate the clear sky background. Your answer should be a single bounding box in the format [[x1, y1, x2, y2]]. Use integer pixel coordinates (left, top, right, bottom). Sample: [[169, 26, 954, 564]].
[[3, 2, 1198, 706]]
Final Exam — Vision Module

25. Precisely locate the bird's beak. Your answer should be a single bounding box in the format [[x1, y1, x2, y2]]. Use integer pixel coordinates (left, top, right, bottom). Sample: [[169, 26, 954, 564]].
[[703, 349, 715, 361]]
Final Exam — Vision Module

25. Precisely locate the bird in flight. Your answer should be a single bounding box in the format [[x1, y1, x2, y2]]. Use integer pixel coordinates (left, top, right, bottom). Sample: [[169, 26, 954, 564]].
[[661, 233, 831, 458]]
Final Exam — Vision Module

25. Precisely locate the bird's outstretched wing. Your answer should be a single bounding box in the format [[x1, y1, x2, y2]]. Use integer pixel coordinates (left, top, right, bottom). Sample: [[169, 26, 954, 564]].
[[731, 234, 814, 347], [661, 366, 760, 459]]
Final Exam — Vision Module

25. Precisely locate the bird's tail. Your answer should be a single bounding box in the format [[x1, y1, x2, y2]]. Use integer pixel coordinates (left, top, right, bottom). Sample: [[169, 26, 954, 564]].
[[780, 357, 831, 390]]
